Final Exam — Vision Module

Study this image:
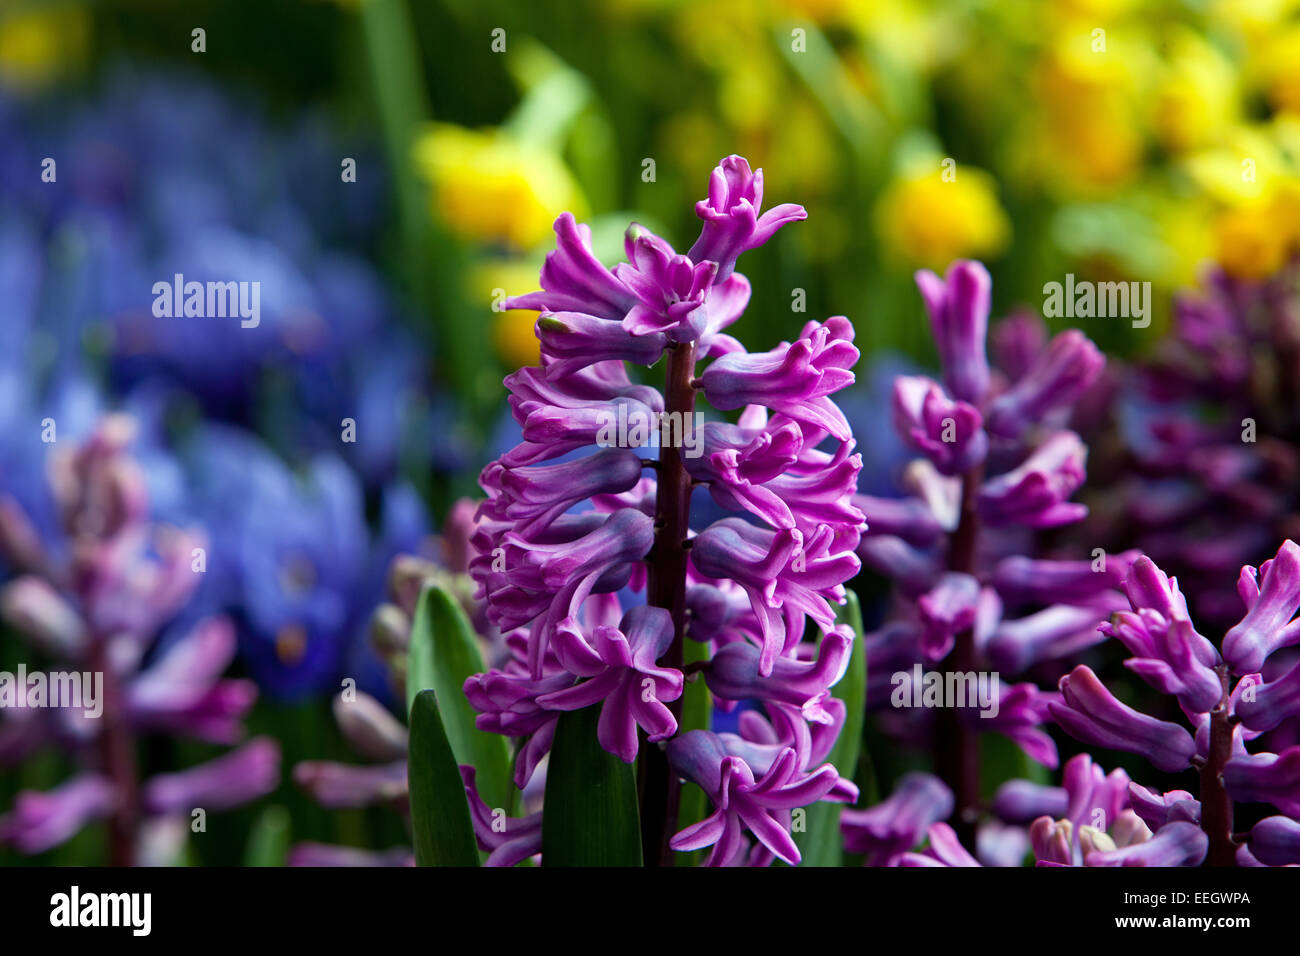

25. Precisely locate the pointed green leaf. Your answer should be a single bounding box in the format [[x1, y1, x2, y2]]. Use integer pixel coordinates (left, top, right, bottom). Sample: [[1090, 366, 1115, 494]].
[[408, 689, 480, 867], [542, 705, 642, 866], [243, 805, 291, 867], [795, 591, 868, 866], [675, 637, 712, 867], [406, 585, 513, 812]]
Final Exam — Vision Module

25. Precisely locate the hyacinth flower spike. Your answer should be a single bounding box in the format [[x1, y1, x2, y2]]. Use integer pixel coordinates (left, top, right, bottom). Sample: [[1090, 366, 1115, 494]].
[[457, 156, 865, 865], [0, 416, 279, 865], [853, 259, 1108, 851], [1049, 543, 1300, 866]]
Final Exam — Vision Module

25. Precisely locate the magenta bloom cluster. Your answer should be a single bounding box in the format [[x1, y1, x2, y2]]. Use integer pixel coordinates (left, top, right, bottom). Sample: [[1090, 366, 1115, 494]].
[[854, 261, 1110, 768], [1050, 542, 1300, 866], [0, 416, 279, 863], [464, 156, 866, 866]]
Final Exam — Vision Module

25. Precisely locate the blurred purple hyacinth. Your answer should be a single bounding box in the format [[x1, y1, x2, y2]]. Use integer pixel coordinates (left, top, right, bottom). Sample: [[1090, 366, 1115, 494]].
[[1088, 262, 1300, 628], [288, 504, 509, 867], [1048, 542, 1300, 866], [463, 156, 864, 866], [0, 70, 454, 703], [0, 416, 279, 865], [853, 259, 1110, 851]]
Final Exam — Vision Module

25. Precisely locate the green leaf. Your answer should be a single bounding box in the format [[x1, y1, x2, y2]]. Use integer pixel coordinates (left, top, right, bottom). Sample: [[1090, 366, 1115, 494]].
[[541, 706, 642, 866], [675, 637, 712, 867], [243, 805, 291, 867], [406, 585, 513, 812], [408, 689, 480, 867], [794, 591, 868, 866]]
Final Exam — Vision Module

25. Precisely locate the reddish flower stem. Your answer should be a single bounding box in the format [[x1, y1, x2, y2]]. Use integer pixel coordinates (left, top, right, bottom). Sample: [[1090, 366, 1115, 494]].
[[91, 635, 139, 867], [1200, 666, 1237, 867], [937, 465, 983, 850], [639, 341, 696, 866]]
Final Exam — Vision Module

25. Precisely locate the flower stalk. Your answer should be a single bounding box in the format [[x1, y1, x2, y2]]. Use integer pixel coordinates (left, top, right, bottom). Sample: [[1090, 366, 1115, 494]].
[[640, 340, 697, 866], [1199, 666, 1235, 867], [937, 464, 983, 847]]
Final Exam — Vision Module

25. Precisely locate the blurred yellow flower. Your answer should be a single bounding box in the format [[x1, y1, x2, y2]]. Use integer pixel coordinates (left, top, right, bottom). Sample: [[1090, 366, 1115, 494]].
[[1030, 26, 1151, 192], [472, 260, 545, 369], [1260, 24, 1300, 115], [876, 164, 1010, 270], [1182, 126, 1287, 205], [413, 124, 586, 250], [1212, 200, 1294, 280], [1151, 29, 1238, 153], [0, 8, 88, 91]]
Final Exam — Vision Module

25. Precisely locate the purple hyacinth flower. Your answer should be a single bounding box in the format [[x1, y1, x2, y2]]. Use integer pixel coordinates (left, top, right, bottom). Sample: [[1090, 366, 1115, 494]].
[[916, 572, 981, 661], [992, 551, 1140, 604], [855, 495, 946, 546], [1096, 560, 1225, 713], [977, 430, 1088, 528], [691, 518, 856, 675], [667, 731, 840, 866], [856, 535, 941, 598], [1222, 746, 1300, 815], [1082, 820, 1208, 867], [986, 602, 1121, 674], [1235, 659, 1300, 732], [703, 625, 852, 724], [688, 416, 865, 534], [1222, 540, 1300, 673], [841, 772, 954, 867], [124, 616, 259, 744], [293, 760, 408, 809], [992, 780, 1069, 824], [1029, 816, 1075, 866], [985, 330, 1104, 439], [891, 376, 988, 476], [505, 212, 636, 320], [535, 605, 684, 762], [1061, 752, 1131, 830], [698, 316, 859, 441], [1127, 783, 1201, 830], [615, 226, 720, 341], [461, 767, 543, 867], [481, 448, 646, 538], [141, 737, 281, 814], [1049, 665, 1197, 772], [978, 682, 1060, 768], [466, 157, 864, 861], [687, 155, 807, 284], [0, 576, 87, 659], [0, 775, 115, 855], [900, 822, 982, 867], [1247, 816, 1300, 866], [332, 692, 408, 762], [914, 260, 992, 405], [536, 311, 668, 377]]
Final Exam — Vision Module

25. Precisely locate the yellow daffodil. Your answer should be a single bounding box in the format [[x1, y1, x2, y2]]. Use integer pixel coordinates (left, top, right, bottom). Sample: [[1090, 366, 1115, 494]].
[[471, 260, 546, 369], [1151, 28, 1238, 152], [413, 124, 586, 250], [1212, 199, 1294, 280], [1260, 24, 1300, 115], [876, 163, 1010, 269]]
